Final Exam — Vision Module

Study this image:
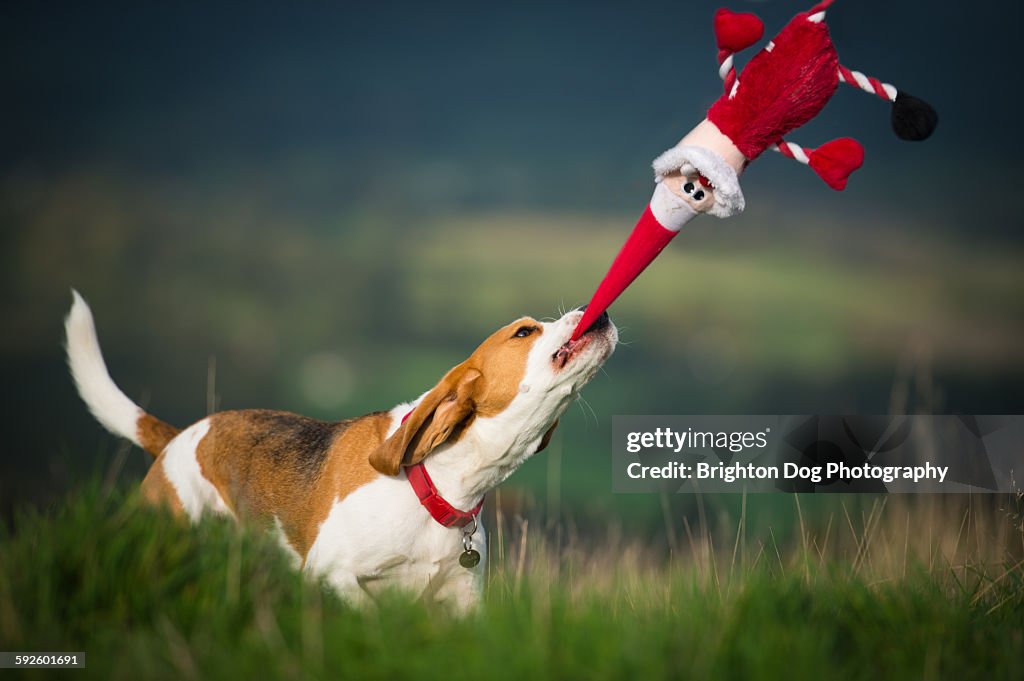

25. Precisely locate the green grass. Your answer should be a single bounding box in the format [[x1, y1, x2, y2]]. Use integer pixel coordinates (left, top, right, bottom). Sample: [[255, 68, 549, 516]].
[[1, 486, 1022, 680]]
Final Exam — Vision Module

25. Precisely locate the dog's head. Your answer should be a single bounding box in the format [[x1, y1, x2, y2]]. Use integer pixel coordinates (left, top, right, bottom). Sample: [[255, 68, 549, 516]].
[[369, 308, 617, 476]]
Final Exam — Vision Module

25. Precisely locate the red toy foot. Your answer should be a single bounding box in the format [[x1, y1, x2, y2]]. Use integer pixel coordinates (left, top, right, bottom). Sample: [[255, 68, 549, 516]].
[[714, 8, 764, 53], [808, 138, 864, 191]]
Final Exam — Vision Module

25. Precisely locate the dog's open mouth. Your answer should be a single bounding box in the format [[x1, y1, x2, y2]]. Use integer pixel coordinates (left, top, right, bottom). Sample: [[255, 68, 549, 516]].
[[553, 335, 592, 370], [553, 310, 612, 370]]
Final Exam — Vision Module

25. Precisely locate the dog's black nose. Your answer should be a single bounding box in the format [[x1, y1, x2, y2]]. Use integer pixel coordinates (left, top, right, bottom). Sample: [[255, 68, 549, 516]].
[[576, 305, 610, 332]]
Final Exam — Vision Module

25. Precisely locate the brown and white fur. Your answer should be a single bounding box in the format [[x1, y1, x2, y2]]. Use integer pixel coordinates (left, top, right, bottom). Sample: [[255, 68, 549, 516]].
[[65, 291, 616, 610]]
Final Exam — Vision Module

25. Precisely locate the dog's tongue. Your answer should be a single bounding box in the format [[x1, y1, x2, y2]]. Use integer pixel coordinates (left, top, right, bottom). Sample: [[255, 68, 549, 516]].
[[571, 206, 680, 340]]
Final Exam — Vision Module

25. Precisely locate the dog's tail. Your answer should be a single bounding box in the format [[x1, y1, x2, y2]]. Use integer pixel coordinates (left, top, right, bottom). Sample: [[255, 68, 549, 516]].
[[64, 290, 180, 458]]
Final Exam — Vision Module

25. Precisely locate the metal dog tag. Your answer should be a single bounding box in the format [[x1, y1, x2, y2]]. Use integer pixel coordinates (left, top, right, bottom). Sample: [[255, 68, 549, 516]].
[[459, 549, 481, 568]]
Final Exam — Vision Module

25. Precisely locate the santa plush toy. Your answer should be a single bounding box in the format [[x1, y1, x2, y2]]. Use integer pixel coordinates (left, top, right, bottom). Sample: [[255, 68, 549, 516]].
[[571, 0, 937, 339]]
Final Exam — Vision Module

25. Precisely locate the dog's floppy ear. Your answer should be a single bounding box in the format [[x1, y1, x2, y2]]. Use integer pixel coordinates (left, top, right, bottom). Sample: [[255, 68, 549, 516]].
[[536, 419, 559, 453], [369, 367, 482, 476]]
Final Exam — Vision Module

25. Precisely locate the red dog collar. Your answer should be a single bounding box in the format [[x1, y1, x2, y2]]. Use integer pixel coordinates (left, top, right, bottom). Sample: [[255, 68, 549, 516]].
[[406, 463, 483, 528], [400, 409, 483, 528]]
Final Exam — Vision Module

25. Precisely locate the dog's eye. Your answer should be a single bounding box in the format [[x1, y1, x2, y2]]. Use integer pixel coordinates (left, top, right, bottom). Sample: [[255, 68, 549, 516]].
[[693, 189, 705, 201], [683, 181, 695, 195], [513, 326, 536, 338]]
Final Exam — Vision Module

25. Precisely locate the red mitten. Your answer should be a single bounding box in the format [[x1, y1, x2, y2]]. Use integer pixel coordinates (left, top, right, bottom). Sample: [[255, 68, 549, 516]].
[[808, 138, 864, 191], [714, 8, 764, 53]]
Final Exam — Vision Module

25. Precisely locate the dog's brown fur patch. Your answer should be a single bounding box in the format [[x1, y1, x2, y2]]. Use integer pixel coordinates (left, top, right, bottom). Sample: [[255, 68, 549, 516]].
[[467, 317, 541, 417], [137, 413, 181, 458], [194, 410, 389, 560]]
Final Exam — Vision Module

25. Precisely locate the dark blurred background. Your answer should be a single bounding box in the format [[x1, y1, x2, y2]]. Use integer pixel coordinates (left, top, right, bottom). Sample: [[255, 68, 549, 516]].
[[3, 1, 1022, 531]]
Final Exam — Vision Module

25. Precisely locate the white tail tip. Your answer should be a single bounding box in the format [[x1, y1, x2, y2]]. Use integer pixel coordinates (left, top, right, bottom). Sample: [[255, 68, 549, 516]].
[[65, 289, 143, 446]]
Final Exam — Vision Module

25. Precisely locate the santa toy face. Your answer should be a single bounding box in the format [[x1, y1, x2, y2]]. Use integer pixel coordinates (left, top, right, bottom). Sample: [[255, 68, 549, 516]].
[[662, 168, 716, 213], [652, 121, 747, 221]]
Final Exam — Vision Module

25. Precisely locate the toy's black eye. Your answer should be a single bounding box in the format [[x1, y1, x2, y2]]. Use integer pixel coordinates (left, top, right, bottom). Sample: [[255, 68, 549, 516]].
[[693, 190, 705, 201], [513, 326, 536, 338], [683, 182, 695, 194]]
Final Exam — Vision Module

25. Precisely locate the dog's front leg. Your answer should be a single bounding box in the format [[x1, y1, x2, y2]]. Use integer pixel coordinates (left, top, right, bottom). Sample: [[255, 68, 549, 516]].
[[322, 569, 375, 609], [433, 561, 484, 614]]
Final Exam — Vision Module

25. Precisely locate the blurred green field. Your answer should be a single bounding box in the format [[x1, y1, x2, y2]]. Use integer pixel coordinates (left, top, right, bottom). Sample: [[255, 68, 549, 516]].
[[1, 485, 1022, 680]]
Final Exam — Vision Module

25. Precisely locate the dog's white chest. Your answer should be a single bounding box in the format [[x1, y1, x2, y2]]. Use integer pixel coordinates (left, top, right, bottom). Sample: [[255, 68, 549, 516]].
[[304, 476, 484, 604]]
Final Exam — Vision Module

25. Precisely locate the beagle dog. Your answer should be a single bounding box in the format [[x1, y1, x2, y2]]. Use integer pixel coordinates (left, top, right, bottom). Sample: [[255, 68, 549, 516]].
[[65, 291, 616, 609]]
